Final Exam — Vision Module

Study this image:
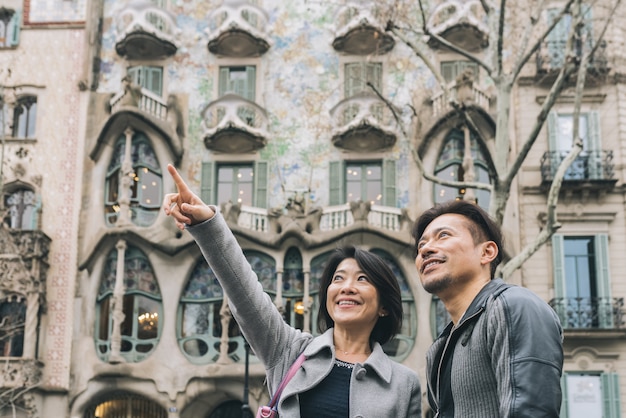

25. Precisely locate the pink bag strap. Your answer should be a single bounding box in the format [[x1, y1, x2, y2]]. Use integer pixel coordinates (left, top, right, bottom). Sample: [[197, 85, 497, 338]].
[[267, 352, 306, 409]]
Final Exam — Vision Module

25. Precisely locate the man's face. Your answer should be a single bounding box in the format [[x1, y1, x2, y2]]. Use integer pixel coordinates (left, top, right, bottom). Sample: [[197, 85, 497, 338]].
[[414, 213, 489, 296]]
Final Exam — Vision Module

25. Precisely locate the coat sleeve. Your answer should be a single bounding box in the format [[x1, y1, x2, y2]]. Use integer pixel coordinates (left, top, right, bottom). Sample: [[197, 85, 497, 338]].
[[187, 210, 305, 369], [488, 288, 564, 417]]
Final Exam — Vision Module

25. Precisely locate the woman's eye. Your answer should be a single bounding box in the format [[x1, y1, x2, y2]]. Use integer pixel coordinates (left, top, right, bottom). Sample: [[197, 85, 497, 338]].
[[332, 275, 343, 281], [357, 275, 368, 282]]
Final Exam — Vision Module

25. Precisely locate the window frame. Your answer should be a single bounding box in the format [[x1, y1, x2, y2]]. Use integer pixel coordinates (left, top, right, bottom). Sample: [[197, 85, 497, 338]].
[[329, 159, 396, 207], [12, 95, 37, 139], [95, 246, 163, 363], [552, 233, 613, 329]]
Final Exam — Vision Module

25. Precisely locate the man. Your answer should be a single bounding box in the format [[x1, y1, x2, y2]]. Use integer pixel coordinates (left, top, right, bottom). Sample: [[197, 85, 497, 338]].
[[413, 200, 563, 417]]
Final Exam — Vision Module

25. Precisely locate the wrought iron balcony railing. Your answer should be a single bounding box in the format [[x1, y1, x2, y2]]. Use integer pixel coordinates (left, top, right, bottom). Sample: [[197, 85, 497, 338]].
[[536, 39, 608, 76], [540, 150, 615, 183], [549, 297, 625, 330]]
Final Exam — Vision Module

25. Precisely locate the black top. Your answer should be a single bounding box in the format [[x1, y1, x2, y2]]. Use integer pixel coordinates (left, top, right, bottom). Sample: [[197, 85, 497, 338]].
[[299, 359, 352, 417]]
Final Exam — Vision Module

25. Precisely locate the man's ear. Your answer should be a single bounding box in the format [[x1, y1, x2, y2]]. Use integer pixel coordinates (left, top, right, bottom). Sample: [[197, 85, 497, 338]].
[[480, 241, 498, 265]]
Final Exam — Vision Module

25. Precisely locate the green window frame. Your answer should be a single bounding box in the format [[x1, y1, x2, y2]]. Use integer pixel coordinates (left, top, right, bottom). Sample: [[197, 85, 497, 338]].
[[560, 372, 621, 418], [344, 62, 382, 97], [440, 60, 479, 83], [552, 234, 613, 329], [0, 9, 20, 48], [547, 111, 602, 180], [95, 246, 163, 363], [219, 66, 256, 101], [127, 66, 163, 96], [328, 160, 396, 206], [547, 5, 593, 68], [201, 161, 268, 208]]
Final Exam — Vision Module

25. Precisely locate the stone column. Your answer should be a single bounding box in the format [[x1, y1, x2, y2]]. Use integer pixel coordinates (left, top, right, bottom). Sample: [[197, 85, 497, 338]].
[[117, 127, 134, 226], [109, 239, 127, 363]]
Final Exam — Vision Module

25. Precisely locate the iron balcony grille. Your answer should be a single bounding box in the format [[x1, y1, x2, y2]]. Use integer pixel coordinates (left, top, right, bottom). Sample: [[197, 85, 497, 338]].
[[540, 150, 614, 182], [549, 297, 625, 330]]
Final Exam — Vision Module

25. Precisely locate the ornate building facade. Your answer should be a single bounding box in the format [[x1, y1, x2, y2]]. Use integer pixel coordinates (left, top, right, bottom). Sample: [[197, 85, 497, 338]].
[[0, 0, 625, 417]]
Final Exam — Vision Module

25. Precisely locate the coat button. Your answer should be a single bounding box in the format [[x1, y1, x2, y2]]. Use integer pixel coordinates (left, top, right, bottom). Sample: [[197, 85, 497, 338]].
[[355, 368, 367, 379]]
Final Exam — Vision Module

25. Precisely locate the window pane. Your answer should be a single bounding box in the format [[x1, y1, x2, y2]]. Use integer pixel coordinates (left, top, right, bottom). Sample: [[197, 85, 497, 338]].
[[346, 163, 382, 203], [136, 296, 160, 340], [5, 189, 36, 229], [557, 114, 589, 151], [565, 374, 602, 418], [563, 237, 596, 298], [217, 165, 254, 206], [0, 300, 26, 357], [138, 168, 162, 207]]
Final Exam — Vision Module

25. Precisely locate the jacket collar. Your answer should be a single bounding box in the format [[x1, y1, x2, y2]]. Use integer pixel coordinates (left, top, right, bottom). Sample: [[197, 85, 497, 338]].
[[458, 278, 507, 325], [302, 328, 393, 383], [437, 278, 508, 339]]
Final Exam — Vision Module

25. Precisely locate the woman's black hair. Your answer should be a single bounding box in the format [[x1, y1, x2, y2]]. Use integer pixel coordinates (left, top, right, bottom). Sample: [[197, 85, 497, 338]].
[[317, 245, 403, 345]]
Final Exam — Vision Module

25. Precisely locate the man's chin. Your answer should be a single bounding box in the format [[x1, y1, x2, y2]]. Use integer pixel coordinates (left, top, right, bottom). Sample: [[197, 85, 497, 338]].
[[422, 276, 453, 295]]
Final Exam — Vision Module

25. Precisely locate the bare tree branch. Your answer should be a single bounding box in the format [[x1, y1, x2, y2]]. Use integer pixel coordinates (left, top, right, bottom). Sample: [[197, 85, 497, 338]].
[[511, 0, 574, 80], [498, 143, 583, 278], [411, 146, 493, 192], [500, 0, 592, 279], [511, 0, 576, 81], [496, 0, 507, 75]]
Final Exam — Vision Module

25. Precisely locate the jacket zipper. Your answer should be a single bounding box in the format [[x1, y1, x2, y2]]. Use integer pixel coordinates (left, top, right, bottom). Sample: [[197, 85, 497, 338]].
[[431, 307, 485, 416]]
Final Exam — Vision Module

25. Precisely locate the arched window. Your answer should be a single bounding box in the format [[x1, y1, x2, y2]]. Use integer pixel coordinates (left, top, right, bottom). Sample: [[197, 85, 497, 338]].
[[84, 392, 167, 418], [0, 297, 26, 357], [370, 249, 416, 360], [105, 132, 162, 227], [3, 188, 38, 230], [434, 128, 491, 210], [12, 96, 37, 139], [281, 248, 306, 329], [96, 246, 162, 362], [177, 260, 228, 363]]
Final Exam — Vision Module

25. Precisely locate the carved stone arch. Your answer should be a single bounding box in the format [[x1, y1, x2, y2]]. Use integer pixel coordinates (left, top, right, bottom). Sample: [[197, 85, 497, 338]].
[[418, 106, 496, 163], [90, 109, 183, 165], [565, 346, 620, 373]]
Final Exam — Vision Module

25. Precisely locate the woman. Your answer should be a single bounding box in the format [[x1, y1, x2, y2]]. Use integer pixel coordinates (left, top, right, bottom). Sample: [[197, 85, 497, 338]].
[[163, 164, 421, 417]]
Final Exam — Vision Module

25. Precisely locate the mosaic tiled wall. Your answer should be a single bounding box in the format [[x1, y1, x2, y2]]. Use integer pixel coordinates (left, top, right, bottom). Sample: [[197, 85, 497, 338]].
[[97, 0, 432, 210]]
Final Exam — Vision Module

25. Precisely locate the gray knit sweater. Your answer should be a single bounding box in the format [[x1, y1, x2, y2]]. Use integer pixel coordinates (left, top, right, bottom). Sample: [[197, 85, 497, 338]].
[[426, 279, 564, 417]]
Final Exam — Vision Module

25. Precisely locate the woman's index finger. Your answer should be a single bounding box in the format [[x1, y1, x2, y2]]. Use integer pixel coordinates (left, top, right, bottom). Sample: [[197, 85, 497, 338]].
[[167, 164, 191, 193]]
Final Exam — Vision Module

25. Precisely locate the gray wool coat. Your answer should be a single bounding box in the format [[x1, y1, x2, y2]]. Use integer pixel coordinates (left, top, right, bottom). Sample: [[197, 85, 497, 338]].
[[188, 210, 422, 418]]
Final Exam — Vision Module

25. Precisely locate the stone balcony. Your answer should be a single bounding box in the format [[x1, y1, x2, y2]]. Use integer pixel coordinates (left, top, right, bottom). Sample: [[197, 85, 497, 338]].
[[426, 0, 489, 51], [332, 1, 395, 55], [430, 80, 491, 119], [206, 0, 270, 57], [109, 85, 169, 121], [329, 92, 398, 152], [201, 93, 269, 153], [114, 0, 179, 59], [230, 203, 408, 235]]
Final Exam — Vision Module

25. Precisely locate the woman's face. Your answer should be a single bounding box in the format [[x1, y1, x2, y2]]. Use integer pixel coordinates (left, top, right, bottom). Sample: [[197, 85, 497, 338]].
[[325, 258, 386, 333]]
